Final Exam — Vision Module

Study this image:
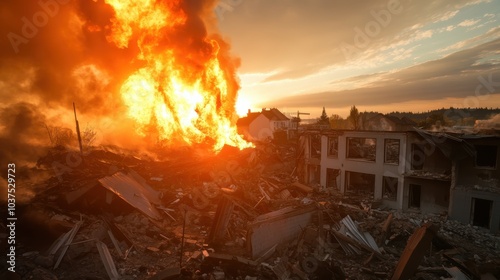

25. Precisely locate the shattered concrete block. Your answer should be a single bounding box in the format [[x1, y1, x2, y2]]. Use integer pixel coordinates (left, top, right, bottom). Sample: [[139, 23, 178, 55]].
[[213, 271, 225, 280]]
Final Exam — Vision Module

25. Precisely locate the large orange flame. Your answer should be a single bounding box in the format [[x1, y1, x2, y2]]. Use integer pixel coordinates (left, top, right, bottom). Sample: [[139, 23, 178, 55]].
[[105, 0, 252, 151]]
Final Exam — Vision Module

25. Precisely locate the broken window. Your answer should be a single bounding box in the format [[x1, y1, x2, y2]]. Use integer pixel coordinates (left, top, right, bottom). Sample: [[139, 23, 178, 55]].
[[471, 198, 492, 229], [411, 144, 425, 170], [345, 171, 375, 196], [409, 184, 421, 208], [326, 168, 340, 189], [310, 134, 321, 158], [475, 145, 497, 168], [382, 176, 398, 201], [327, 137, 338, 157], [346, 137, 376, 162], [384, 139, 400, 164]]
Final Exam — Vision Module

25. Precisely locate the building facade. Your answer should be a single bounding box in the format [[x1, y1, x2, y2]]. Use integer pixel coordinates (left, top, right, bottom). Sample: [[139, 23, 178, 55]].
[[449, 135, 500, 232], [298, 129, 500, 232], [237, 108, 290, 141]]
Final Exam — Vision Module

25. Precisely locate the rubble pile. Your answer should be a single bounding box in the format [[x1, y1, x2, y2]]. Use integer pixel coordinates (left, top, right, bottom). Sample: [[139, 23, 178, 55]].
[[1, 143, 499, 280]]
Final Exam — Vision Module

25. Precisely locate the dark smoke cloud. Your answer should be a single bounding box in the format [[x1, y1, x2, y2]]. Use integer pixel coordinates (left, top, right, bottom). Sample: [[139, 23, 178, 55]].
[[0, 0, 135, 115], [0, 103, 48, 167]]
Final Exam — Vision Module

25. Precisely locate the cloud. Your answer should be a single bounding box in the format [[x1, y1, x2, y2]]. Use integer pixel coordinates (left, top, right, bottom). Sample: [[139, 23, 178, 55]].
[[220, 0, 478, 81], [438, 26, 500, 53], [445, 25, 456, 32], [436, 10, 459, 22], [270, 37, 500, 108], [458, 19, 481, 27]]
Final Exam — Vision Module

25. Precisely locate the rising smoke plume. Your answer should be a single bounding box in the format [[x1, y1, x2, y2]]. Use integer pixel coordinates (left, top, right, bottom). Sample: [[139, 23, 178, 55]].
[[475, 113, 500, 130]]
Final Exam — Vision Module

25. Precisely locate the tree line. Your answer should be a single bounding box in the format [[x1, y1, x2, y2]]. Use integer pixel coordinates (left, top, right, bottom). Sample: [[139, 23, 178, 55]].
[[315, 106, 500, 130]]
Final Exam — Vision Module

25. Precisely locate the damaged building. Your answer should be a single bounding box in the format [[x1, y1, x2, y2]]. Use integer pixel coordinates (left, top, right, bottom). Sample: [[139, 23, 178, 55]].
[[449, 134, 500, 232], [298, 128, 500, 233]]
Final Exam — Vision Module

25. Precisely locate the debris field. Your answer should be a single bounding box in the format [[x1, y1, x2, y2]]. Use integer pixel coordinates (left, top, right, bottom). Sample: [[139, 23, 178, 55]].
[[1, 142, 499, 280]]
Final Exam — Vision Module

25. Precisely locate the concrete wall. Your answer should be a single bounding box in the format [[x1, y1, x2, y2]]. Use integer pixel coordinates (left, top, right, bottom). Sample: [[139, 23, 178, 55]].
[[301, 130, 500, 230], [405, 133, 451, 173], [403, 178, 450, 214], [455, 138, 500, 188], [450, 137, 500, 233], [450, 188, 500, 233], [319, 131, 408, 209], [298, 134, 321, 185], [299, 130, 457, 214]]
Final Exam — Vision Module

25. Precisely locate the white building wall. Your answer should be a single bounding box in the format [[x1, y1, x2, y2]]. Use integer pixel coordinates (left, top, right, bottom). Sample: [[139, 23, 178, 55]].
[[320, 131, 408, 209], [247, 117, 290, 140], [248, 115, 272, 140]]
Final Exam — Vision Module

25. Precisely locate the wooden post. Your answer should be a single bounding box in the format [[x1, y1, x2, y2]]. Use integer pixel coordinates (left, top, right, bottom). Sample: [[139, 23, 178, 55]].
[[73, 102, 83, 155]]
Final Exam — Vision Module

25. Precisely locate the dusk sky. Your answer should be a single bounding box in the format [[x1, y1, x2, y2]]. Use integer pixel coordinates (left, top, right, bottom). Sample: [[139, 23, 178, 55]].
[[217, 0, 500, 118], [1, 0, 499, 131]]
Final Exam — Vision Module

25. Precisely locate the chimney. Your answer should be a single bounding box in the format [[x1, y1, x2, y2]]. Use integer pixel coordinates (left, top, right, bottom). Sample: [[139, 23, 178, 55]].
[[247, 109, 251, 116]]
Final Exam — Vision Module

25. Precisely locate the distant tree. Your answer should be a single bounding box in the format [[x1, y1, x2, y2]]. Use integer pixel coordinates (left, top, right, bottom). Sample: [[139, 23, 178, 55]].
[[329, 114, 345, 129], [418, 113, 448, 129], [317, 107, 330, 126], [348, 105, 360, 130]]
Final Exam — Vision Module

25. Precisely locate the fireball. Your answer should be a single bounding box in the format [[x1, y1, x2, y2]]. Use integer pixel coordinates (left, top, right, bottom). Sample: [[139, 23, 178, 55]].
[[105, 0, 252, 151]]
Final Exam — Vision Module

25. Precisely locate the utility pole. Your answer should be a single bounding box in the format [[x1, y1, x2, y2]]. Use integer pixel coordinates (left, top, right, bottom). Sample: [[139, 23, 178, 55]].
[[296, 110, 310, 132], [73, 102, 83, 156]]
